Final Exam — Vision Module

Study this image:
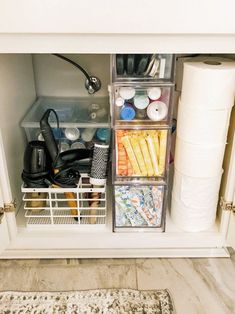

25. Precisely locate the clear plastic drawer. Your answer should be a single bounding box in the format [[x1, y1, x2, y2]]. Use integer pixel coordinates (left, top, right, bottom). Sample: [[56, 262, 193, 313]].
[[114, 184, 166, 232], [111, 84, 173, 127], [113, 129, 170, 184], [111, 54, 175, 83]]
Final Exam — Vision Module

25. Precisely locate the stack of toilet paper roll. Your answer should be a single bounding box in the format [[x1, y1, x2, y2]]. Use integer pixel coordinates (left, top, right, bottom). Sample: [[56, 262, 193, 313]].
[[171, 57, 235, 232]]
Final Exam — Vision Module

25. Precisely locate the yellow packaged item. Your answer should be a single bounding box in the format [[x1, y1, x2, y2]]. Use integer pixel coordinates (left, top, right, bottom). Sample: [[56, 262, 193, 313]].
[[130, 137, 147, 176], [121, 136, 141, 175], [139, 137, 154, 176], [159, 130, 168, 175]]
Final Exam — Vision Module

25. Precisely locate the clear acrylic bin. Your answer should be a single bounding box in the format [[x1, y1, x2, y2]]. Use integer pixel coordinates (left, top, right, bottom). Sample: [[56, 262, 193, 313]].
[[23, 127, 111, 151], [113, 129, 170, 184], [111, 54, 175, 83], [111, 84, 174, 127], [114, 184, 166, 232], [21, 96, 111, 147], [21, 96, 110, 128]]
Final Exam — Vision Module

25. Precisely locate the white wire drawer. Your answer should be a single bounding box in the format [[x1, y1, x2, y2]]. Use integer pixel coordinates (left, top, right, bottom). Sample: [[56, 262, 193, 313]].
[[21, 174, 107, 229]]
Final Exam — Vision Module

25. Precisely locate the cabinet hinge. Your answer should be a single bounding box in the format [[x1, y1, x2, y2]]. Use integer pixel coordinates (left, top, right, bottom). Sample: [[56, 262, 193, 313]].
[[2, 200, 16, 213], [220, 197, 235, 212]]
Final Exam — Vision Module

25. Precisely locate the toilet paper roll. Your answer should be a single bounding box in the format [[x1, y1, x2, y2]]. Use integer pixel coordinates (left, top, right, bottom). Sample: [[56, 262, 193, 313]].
[[171, 194, 217, 232], [147, 101, 168, 121], [181, 57, 235, 110], [173, 168, 223, 208], [174, 137, 226, 177], [177, 102, 231, 144]]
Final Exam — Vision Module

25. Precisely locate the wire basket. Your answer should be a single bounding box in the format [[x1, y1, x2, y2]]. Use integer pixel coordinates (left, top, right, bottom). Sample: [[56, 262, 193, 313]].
[[21, 174, 107, 229]]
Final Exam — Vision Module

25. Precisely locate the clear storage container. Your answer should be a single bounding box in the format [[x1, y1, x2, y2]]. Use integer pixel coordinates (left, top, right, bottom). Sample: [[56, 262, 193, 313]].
[[111, 54, 175, 83], [21, 96, 111, 149], [111, 84, 174, 127], [23, 127, 111, 151], [113, 128, 170, 184], [114, 184, 166, 232]]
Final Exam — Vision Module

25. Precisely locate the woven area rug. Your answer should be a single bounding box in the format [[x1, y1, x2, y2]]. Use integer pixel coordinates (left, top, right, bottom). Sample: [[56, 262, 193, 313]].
[[0, 289, 175, 313]]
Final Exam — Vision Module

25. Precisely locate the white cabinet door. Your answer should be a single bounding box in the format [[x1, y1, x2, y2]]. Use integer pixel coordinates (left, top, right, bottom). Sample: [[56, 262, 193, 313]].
[[0, 188, 10, 254], [0, 1, 235, 34], [0, 140, 10, 253], [220, 106, 235, 249], [226, 193, 235, 248]]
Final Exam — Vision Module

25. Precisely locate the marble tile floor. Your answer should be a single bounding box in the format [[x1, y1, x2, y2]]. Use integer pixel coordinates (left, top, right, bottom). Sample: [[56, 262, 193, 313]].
[[0, 250, 235, 314]]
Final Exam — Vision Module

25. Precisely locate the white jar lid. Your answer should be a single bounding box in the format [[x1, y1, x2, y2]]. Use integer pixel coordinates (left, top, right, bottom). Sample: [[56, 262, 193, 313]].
[[147, 87, 161, 100], [64, 128, 80, 141], [134, 95, 150, 109], [119, 87, 136, 100], [115, 97, 125, 107], [147, 101, 168, 121]]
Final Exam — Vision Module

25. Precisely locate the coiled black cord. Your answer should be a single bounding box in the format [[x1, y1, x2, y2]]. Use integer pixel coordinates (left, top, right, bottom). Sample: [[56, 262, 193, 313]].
[[52, 54, 101, 94], [51, 163, 80, 188], [53, 54, 91, 85]]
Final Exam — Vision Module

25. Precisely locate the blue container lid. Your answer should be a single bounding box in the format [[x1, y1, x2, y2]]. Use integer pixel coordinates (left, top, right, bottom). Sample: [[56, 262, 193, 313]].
[[120, 104, 136, 120], [96, 128, 110, 142]]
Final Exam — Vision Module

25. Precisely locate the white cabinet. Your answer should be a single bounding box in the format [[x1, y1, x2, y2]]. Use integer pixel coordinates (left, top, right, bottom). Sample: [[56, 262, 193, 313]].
[[0, 51, 234, 258], [1, 1, 235, 53], [1, 1, 235, 34], [0, 181, 10, 254]]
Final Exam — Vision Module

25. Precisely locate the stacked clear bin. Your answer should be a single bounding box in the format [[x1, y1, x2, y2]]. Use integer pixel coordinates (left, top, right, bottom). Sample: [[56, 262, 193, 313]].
[[111, 54, 175, 232], [21, 96, 110, 228]]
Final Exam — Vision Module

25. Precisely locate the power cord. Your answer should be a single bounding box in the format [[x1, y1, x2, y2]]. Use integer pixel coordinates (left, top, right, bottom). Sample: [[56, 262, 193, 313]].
[[52, 54, 101, 94]]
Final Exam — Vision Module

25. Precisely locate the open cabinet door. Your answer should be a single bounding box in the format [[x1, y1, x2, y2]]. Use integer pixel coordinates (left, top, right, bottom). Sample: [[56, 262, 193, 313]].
[[226, 193, 235, 248], [219, 106, 235, 249], [0, 186, 10, 254], [0, 132, 11, 254], [0, 55, 36, 244]]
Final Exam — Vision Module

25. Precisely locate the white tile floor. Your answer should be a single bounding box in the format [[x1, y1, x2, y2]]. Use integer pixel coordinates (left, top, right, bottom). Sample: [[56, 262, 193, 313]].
[[0, 251, 235, 314]]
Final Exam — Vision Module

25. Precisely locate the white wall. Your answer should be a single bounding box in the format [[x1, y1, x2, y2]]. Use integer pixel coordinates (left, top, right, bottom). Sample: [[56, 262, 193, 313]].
[[33, 54, 110, 97]]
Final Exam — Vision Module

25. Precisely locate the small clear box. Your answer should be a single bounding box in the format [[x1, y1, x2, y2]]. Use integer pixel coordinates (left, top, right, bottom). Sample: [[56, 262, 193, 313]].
[[113, 128, 170, 184], [114, 184, 166, 232], [111, 84, 174, 127], [111, 54, 175, 83], [21, 96, 111, 146]]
